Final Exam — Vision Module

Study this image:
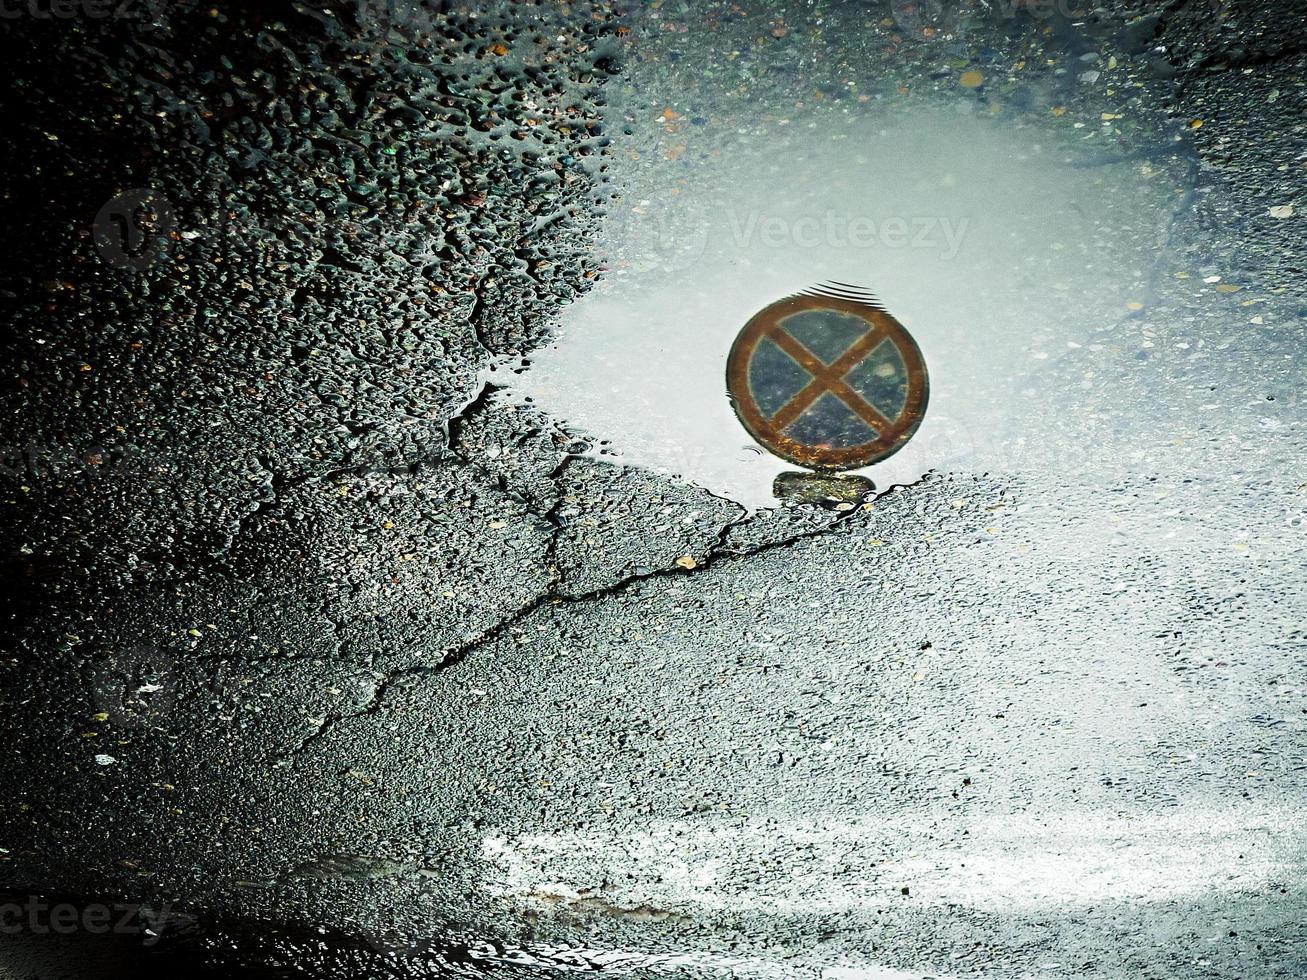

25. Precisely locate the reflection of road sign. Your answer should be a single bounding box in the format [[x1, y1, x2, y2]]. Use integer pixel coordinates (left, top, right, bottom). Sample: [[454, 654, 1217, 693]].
[[726, 283, 929, 471]]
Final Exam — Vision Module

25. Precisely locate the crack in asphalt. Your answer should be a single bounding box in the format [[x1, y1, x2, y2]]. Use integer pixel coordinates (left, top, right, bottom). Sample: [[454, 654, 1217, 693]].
[[1128, 148, 1201, 318], [467, 270, 495, 358], [273, 473, 918, 765], [220, 373, 505, 553]]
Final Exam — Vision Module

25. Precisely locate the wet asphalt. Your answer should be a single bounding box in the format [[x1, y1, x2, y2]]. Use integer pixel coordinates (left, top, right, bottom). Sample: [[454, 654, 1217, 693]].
[[1, 1, 1305, 978]]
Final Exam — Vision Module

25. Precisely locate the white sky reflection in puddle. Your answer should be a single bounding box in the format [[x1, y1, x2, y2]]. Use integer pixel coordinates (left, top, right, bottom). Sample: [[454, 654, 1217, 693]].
[[510, 109, 1180, 510]]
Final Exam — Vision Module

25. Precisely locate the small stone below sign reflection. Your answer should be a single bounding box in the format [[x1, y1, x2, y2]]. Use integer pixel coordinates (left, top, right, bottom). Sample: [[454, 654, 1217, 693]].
[[773, 471, 876, 509]]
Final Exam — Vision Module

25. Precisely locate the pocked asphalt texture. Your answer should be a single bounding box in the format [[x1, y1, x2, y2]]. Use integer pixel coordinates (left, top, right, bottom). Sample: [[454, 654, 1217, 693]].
[[1, 1, 1305, 978]]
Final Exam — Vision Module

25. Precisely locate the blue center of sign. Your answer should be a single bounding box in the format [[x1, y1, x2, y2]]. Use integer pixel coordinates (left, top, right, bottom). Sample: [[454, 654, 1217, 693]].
[[746, 310, 909, 449], [784, 391, 875, 448], [783, 310, 869, 366]]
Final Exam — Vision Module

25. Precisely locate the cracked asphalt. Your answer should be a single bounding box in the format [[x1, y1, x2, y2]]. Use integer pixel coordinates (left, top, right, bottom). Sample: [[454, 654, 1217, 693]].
[[1, 1, 1304, 978]]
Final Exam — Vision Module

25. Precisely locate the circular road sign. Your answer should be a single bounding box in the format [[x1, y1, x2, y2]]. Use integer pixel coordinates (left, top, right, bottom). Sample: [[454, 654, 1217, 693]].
[[726, 283, 929, 471]]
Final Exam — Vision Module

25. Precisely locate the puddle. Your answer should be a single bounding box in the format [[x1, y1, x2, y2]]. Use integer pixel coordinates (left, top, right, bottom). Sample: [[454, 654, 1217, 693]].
[[508, 106, 1189, 509]]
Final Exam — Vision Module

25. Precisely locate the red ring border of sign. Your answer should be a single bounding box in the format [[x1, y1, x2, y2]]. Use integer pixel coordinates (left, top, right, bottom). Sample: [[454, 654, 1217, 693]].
[[726, 291, 930, 471]]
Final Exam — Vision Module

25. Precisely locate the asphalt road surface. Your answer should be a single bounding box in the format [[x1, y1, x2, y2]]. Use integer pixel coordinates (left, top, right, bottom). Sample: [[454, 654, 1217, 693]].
[[1, 1, 1304, 978]]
